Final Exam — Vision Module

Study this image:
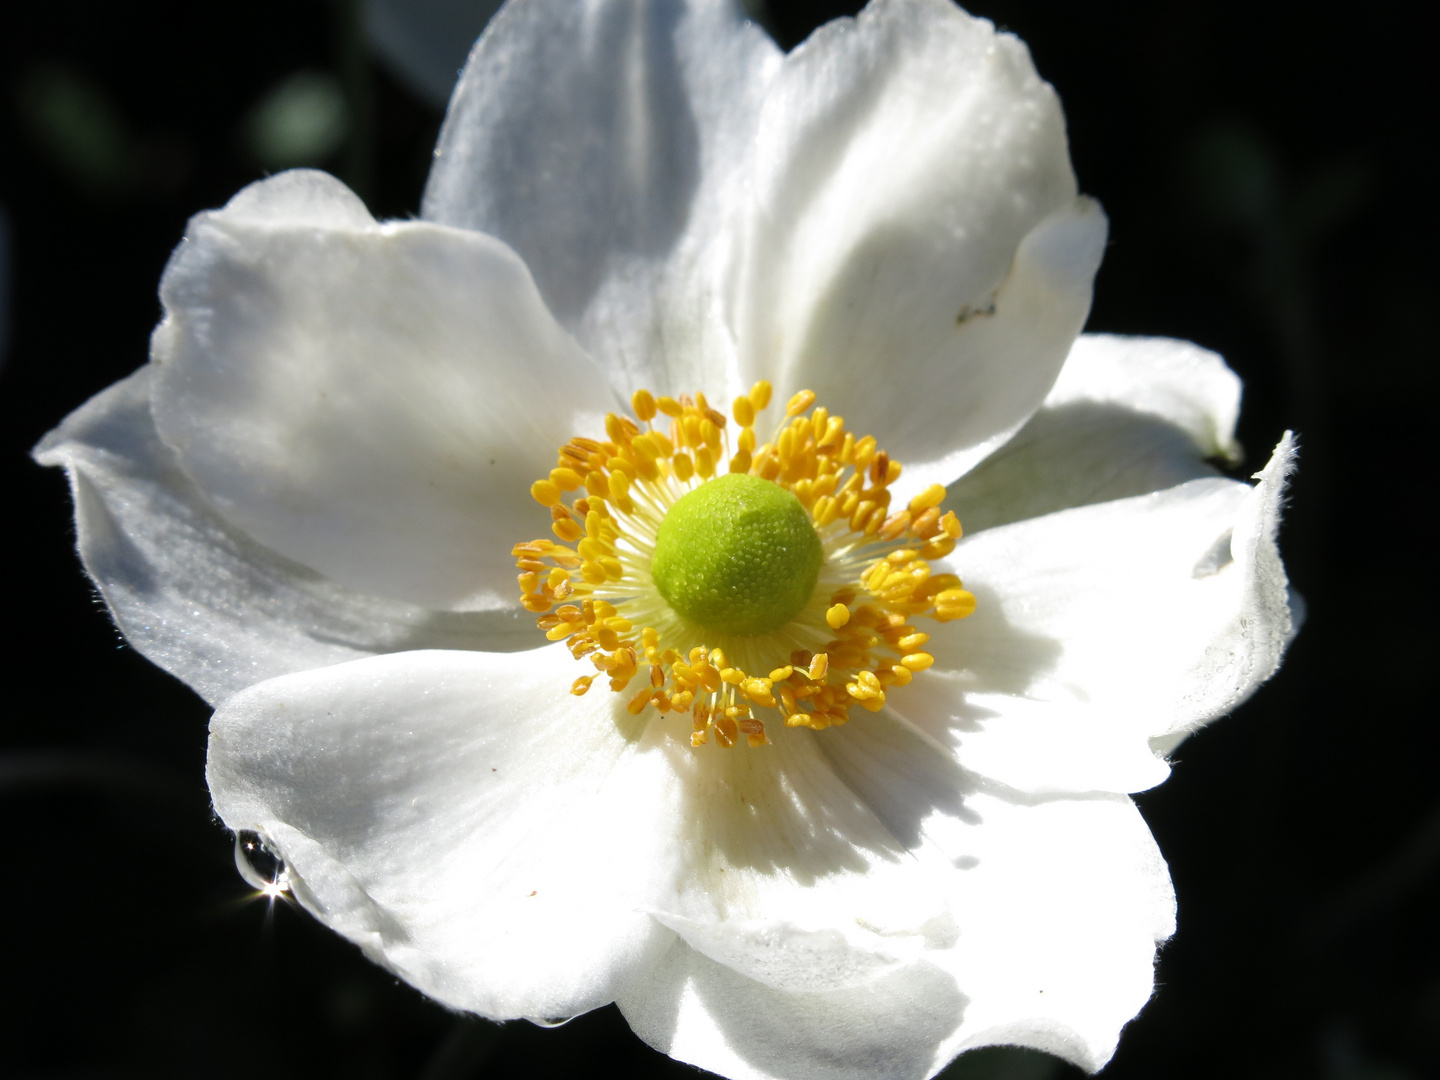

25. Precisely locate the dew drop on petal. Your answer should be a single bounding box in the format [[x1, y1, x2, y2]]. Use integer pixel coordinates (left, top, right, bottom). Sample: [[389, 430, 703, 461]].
[[234, 829, 288, 895]]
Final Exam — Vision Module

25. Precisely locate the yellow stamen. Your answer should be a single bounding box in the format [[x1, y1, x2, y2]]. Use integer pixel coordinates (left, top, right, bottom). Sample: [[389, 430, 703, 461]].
[[632, 388, 657, 422], [531, 479, 562, 507], [733, 396, 755, 428], [512, 382, 976, 748], [909, 484, 947, 513]]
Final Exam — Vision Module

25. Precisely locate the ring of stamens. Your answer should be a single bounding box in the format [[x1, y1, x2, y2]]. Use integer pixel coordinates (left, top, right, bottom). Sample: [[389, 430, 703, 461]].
[[513, 382, 977, 748]]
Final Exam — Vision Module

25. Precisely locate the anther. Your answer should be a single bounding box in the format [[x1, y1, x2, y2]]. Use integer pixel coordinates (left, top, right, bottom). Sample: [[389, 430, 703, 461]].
[[550, 467, 583, 491], [733, 396, 755, 427], [786, 390, 816, 417], [908, 484, 947, 513], [632, 388, 657, 422], [531, 479, 562, 507]]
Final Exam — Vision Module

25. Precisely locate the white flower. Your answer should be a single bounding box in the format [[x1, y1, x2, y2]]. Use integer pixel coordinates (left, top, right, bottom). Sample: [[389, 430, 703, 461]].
[[34, 1, 1296, 1077]]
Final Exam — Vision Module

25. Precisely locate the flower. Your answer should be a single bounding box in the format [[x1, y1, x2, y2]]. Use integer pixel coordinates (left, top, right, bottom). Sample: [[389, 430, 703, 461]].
[[35, 0, 1296, 1077]]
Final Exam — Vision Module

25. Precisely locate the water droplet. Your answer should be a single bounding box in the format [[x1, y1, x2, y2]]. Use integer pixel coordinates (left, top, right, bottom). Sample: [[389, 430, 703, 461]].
[[234, 829, 289, 895]]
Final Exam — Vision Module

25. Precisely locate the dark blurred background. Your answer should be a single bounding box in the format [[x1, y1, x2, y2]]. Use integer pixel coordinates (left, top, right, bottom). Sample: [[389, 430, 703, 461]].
[[1, 1, 1434, 1078]]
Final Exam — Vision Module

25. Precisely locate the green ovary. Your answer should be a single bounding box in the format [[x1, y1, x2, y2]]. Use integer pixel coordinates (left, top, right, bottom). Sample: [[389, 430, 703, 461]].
[[651, 473, 823, 637]]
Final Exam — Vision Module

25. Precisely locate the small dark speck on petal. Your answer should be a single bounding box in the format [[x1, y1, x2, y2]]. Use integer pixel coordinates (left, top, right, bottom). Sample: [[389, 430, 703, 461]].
[[528, 890, 537, 897]]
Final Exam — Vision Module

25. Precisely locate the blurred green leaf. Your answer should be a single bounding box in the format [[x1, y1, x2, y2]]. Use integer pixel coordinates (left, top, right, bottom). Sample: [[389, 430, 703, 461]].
[[16, 64, 139, 194], [244, 71, 349, 170]]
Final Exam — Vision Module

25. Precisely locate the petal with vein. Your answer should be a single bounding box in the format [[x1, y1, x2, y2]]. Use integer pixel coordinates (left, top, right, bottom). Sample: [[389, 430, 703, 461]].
[[208, 646, 671, 1020], [905, 439, 1296, 794], [634, 722, 955, 993], [208, 646, 959, 1017], [949, 334, 1245, 533], [150, 169, 617, 610], [623, 717, 1174, 1080], [423, 0, 782, 397], [732, 0, 1104, 496], [33, 368, 535, 705], [819, 718, 1174, 1073], [619, 941, 964, 1080], [934, 791, 1173, 1072]]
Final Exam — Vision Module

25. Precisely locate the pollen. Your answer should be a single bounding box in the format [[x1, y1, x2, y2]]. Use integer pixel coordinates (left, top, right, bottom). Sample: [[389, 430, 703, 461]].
[[512, 382, 976, 748]]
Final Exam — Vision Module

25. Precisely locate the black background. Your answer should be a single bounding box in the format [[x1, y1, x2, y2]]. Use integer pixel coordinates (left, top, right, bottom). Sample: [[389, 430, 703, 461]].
[[1, 1, 1435, 1078]]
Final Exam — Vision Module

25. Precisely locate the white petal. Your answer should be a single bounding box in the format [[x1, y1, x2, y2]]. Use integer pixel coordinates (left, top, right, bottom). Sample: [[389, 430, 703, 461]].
[[150, 169, 618, 609], [905, 439, 1297, 794], [818, 719, 1173, 1073], [635, 723, 956, 993], [209, 646, 960, 1015], [649, 915, 922, 994], [1048, 335, 1243, 457], [207, 646, 672, 1020], [423, 0, 782, 396], [937, 791, 1172, 1071], [1181, 431, 1298, 737], [732, 0, 1103, 495], [33, 369, 534, 705], [949, 334, 1245, 533], [623, 716, 1175, 1080], [619, 940, 964, 1080], [938, 792, 1173, 1071]]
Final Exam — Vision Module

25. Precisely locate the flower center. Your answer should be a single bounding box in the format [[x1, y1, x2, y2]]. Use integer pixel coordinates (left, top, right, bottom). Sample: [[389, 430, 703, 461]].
[[651, 473, 823, 636], [513, 383, 977, 748]]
